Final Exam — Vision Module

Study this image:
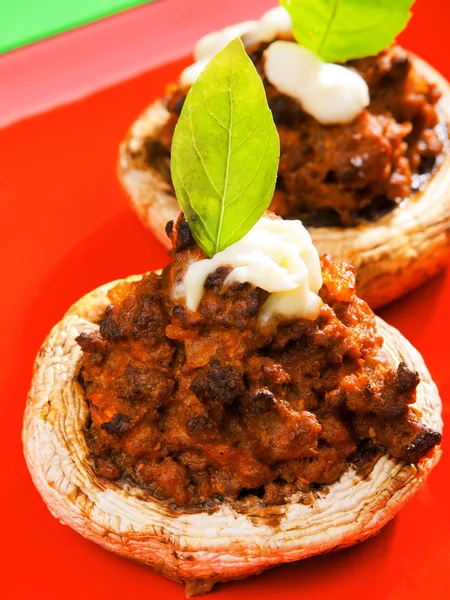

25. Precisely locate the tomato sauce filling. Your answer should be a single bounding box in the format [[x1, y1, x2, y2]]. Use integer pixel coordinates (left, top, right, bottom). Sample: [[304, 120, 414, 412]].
[[77, 216, 441, 508], [146, 43, 446, 227]]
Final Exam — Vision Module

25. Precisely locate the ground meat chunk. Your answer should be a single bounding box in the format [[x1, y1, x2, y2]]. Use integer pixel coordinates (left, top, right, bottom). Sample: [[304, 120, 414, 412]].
[[101, 413, 132, 435], [79, 215, 441, 508], [190, 362, 245, 404], [167, 213, 195, 252], [136, 457, 190, 505], [94, 456, 122, 480], [116, 363, 174, 406], [158, 44, 446, 227], [396, 361, 421, 393]]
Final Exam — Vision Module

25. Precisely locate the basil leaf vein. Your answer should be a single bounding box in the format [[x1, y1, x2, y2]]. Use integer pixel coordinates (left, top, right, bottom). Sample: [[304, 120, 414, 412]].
[[281, 0, 415, 63]]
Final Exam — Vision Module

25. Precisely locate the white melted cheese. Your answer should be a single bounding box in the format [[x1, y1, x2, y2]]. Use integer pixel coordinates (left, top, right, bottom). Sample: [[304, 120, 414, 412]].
[[180, 20, 258, 87], [194, 21, 258, 62], [180, 217, 323, 324], [179, 7, 369, 125], [264, 41, 370, 124], [243, 6, 292, 46], [180, 7, 291, 87]]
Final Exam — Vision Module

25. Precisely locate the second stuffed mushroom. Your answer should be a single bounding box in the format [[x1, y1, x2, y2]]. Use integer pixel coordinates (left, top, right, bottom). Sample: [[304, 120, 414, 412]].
[[119, 4, 450, 308]]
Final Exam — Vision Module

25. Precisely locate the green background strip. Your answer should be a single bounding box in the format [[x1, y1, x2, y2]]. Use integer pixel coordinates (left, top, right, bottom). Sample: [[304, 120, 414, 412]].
[[0, 0, 154, 54]]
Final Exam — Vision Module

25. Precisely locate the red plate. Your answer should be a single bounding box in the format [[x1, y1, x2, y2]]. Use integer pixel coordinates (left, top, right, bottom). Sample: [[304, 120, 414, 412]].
[[2, 1, 450, 597]]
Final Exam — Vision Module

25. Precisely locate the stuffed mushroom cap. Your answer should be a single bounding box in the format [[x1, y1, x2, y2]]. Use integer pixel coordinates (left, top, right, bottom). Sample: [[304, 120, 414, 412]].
[[23, 273, 442, 595], [118, 52, 450, 309]]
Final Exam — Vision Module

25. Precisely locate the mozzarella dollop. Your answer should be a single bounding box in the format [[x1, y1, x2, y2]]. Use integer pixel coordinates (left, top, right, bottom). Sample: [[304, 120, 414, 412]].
[[180, 7, 291, 86], [181, 217, 323, 324], [264, 41, 370, 124], [243, 6, 292, 46], [180, 7, 369, 124]]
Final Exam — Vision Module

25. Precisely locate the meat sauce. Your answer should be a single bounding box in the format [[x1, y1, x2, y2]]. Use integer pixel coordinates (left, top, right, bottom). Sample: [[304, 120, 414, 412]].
[[153, 43, 445, 227], [77, 216, 441, 508]]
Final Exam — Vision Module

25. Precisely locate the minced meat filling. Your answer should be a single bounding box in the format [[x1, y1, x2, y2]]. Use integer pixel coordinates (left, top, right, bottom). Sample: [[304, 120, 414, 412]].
[[155, 43, 445, 227], [77, 216, 441, 508]]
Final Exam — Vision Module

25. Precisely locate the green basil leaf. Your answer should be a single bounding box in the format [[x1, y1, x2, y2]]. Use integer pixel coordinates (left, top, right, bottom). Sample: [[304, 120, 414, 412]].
[[171, 38, 279, 257], [281, 0, 415, 63]]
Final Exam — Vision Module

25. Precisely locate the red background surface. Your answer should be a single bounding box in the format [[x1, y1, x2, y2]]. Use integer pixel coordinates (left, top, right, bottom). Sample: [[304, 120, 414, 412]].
[[2, 1, 450, 598]]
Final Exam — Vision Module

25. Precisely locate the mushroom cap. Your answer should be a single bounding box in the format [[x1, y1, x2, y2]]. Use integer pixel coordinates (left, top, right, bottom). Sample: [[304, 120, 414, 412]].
[[118, 53, 450, 309], [23, 274, 443, 595]]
